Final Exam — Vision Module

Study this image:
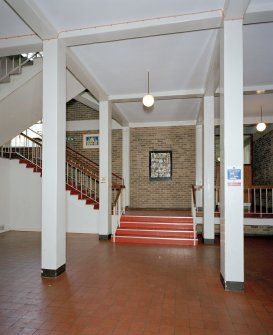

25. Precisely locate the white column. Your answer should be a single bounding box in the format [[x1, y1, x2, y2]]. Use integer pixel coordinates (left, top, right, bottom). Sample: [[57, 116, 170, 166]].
[[122, 127, 130, 207], [41, 39, 66, 277], [220, 20, 244, 291], [99, 101, 112, 239], [195, 124, 203, 208], [203, 96, 215, 244]]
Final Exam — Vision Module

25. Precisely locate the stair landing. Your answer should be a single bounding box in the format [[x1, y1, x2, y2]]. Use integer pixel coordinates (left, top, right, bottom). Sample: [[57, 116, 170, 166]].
[[113, 215, 198, 246]]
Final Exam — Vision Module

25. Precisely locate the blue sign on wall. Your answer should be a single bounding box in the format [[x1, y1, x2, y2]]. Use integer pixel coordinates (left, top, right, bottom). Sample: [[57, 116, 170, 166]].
[[227, 167, 242, 186]]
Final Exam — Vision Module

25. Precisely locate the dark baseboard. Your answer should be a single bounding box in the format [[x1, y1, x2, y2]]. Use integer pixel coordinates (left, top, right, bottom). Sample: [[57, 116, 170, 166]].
[[203, 238, 215, 245], [220, 273, 244, 292], [41, 264, 66, 278], [99, 234, 111, 240]]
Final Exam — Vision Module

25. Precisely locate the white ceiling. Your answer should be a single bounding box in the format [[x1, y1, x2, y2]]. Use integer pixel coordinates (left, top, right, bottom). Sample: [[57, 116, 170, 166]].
[[1, 0, 273, 126]]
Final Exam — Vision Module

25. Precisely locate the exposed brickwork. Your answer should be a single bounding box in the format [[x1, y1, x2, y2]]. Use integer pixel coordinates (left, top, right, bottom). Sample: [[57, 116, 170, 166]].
[[66, 100, 122, 178], [66, 130, 122, 178], [66, 99, 99, 121], [253, 129, 273, 185], [130, 126, 195, 209]]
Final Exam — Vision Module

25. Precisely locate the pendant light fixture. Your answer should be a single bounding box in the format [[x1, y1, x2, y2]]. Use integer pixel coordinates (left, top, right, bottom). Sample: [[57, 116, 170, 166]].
[[142, 70, 154, 108], [256, 106, 266, 132]]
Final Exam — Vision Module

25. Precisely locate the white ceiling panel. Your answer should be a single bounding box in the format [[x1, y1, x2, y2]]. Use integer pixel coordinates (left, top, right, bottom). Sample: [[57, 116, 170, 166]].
[[72, 29, 216, 96], [33, 0, 225, 32], [244, 22, 273, 87], [116, 99, 201, 124], [0, 1, 33, 38]]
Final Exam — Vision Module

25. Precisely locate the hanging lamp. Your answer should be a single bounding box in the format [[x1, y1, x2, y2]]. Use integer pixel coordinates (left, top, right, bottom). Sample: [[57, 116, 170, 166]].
[[142, 70, 154, 108], [256, 106, 266, 132]]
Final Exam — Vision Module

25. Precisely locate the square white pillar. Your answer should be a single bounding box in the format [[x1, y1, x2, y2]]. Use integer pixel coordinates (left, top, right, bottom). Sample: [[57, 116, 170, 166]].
[[220, 20, 244, 291], [122, 127, 130, 207], [41, 39, 66, 277], [195, 124, 203, 208], [203, 96, 215, 244], [99, 101, 112, 239]]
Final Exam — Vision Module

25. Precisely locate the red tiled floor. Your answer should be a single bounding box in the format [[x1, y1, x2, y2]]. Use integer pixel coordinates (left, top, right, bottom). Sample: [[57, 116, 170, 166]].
[[0, 230, 273, 335]]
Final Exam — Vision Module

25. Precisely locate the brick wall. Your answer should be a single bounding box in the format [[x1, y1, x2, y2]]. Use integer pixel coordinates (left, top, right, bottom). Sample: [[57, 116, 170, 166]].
[[66, 100, 122, 177], [253, 129, 273, 185], [66, 130, 122, 177], [130, 126, 195, 209], [67, 99, 99, 121]]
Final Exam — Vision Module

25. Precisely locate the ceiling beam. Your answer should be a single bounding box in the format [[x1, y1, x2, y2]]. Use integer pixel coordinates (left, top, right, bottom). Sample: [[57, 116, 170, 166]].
[[75, 92, 129, 127], [244, 3, 273, 24], [60, 10, 222, 47], [223, 0, 251, 20], [0, 35, 42, 57], [204, 30, 220, 97], [66, 48, 108, 101], [109, 89, 204, 103], [4, 0, 57, 40], [75, 92, 99, 111]]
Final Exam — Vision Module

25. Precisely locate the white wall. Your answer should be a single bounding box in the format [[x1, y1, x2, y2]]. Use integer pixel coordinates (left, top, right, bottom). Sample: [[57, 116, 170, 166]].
[[0, 158, 99, 233], [9, 159, 42, 231], [67, 194, 99, 233], [0, 158, 10, 231]]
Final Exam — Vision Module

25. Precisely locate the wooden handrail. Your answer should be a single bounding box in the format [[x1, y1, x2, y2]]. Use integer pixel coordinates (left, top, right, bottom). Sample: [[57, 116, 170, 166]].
[[20, 132, 42, 146], [66, 145, 124, 183]]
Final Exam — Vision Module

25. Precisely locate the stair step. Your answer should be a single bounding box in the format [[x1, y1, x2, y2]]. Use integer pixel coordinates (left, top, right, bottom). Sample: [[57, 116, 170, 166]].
[[120, 215, 193, 223], [113, 235, 198, 246], [119, 222, 193, 230], [116, 229, 195, 238]]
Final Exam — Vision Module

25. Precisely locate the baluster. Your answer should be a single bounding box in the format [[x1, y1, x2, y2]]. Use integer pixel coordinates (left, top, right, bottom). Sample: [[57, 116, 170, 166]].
[[260, 188, 262, 215], [265, 188, 268, 213], [248, 188, 250, 213], [254, 188, 256, 213]]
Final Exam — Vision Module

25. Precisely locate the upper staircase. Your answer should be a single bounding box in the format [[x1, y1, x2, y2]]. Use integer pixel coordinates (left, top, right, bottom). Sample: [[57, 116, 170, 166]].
[[0, 53, 43, 146]]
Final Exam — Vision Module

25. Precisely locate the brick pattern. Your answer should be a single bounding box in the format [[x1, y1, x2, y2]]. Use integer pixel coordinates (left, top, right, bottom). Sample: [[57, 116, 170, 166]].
[[253, 129, 273, 185], [67, 99, 99, 121], [66, 100, 122, 178], [130, 126, 195, 209], [66, 130, 122, 178]]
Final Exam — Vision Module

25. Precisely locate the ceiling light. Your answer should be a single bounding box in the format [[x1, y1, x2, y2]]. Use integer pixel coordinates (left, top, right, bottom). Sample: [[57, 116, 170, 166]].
[[256, 106, 266, 132], [256, 89, 266, 95], [142, 70, 154, 108]]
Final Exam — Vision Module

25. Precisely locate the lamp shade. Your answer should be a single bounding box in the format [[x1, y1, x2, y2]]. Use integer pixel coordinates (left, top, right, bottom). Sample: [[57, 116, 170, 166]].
[[256, 122, 266, 132], [142, 94, 154, 107]]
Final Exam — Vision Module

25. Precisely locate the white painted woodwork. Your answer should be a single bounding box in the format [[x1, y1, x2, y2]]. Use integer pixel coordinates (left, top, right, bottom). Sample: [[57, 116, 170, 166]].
[[99, 101, 112, 236], [66, 71, 85, 102], [203, 96, 215, 241], [220, 20, 244, 286], [42, 39, 66, 271], [1, 1, 273, 125], [195, 125, 203, 208], [122, 127, 130, 207]]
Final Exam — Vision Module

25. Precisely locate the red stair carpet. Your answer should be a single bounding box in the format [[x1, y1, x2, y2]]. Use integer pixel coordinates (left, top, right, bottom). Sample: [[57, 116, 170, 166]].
[[113, 215, 198, 246]]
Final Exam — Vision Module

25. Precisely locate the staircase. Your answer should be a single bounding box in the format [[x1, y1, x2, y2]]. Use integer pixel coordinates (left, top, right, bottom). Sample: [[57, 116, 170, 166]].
[[113, 215, 198, 246], [1, 128, 124, 211]]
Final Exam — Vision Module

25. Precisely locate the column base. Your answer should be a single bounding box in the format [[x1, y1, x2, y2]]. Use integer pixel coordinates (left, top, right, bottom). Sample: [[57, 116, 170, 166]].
[[41, 264, 66, 278], [203, 238, 215, 245], [220, 273, 244, 292], [99, 234, 111, 240]]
